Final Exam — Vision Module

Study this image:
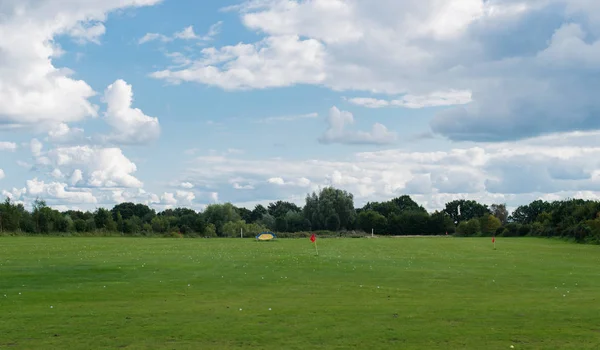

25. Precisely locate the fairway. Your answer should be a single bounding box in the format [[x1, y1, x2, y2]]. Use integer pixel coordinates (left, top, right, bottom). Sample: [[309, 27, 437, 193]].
[[1, 237, 600, 349]]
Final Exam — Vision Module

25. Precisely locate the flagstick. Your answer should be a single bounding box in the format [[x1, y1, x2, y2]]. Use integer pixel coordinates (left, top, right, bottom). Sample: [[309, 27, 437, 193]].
[[314, 240, 319, 256]]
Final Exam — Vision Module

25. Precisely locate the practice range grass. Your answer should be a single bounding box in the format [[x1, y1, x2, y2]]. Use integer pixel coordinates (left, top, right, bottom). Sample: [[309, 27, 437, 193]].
[[1, 237, 599, 349]]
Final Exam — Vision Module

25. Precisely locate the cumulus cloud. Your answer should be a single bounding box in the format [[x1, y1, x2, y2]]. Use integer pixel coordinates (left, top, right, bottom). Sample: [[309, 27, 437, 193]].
[[319, 107, 397, 145], [46, 123, 86, 144], [0, 0, 160, 129], [267, 177, 311, 187], [35, 145, 143, 188], [102, 79, 160, 144], [2, 187, 26, 201], [150, 0, 600, 141], [0, 169, 4, 180], [0, 141, 17, 151], [178, 131, 600, 211], [150, 35, 327, 90], [30, 138, 43, 157], [26, 178, 97, 204]]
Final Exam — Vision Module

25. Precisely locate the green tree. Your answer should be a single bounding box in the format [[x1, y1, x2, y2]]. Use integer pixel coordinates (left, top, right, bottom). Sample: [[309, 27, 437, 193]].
[[204, 223, 217, 237], [203, 203, 241, 236], [250, 204, 267, 223], [490, 203, 509, 225], [479, 214, 502, 236], [326, 213, 341, 232], [357, 210, 388, 235], [444, 199, 490, 224], [275, 216, 288, 232], [268, 201, 301, 218], [303, 187, 355, 230], [456, 219, 481, 236]]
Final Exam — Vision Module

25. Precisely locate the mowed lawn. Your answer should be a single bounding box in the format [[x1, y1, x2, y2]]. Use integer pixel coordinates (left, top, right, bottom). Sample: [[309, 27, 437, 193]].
[[1, 237, 600, 349]]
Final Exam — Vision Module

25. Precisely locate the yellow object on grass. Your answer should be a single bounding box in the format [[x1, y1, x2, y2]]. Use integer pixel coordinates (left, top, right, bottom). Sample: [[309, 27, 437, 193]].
[[256, 232, 276, 241]]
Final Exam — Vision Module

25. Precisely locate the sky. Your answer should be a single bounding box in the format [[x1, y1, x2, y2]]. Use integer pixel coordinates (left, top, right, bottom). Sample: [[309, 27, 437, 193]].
[[2, 0, 600, 214]]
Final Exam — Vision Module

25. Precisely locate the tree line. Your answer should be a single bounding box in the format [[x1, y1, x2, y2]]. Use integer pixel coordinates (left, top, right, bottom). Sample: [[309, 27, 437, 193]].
[[1, 187, 599, 244]]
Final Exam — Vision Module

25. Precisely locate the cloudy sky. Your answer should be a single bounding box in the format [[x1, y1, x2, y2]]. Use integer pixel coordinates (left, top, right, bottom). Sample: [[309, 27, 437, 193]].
[[2, 0, 600, 213]]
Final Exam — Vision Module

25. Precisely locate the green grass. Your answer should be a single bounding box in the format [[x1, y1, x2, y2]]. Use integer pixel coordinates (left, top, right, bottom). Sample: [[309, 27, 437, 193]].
[[1, 237, 599, 349]]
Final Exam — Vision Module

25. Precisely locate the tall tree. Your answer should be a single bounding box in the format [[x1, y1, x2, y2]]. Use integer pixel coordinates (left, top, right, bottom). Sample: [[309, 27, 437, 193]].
[[250, 204, 267, 223], [443, 199, 490, 223], [267, 201, 301, 218], [490, 203, 509, 224], [304, 187, 355, 230]]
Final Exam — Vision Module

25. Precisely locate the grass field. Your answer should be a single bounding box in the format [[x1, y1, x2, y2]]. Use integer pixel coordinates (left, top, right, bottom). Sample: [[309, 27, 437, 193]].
[[1, 237, 599, 349]]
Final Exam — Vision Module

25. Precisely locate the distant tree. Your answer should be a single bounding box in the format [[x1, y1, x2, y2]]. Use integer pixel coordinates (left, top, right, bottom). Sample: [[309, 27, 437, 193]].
[[284, 210, 305, 232], [268, 201, 301, 218], [444, 200, 490, 224], [357, 210, 388, 235], [204, 223, 217, 237], [250, 205, 267, 223], [490, 203, 509, 224], [510, 200, 551, 224], [303, 187, 355, 230], [203, 203, 241, 236], [456, 219, 481, 236], [94, 208, 115, 231], [479, 214, 502, 235], [326, 213, 341, 232], [428, 211, 455, 235], [275, 216, 288, 232], [236, 207, 252, 223], [259, 213, 276, 231]]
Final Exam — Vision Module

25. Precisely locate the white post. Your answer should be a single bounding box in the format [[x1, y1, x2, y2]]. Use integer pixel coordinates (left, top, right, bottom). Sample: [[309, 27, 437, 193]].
[[371, 228, 374, 237], [240, 228, 243, 238]]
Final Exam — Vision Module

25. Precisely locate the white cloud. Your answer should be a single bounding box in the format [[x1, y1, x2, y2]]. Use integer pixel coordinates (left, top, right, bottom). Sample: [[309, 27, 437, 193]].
[[16, 161, 31, 169], [46, 123, 86, 144], [267, 177, 311, 187], [233, 183, 255, 190], [38, 145, 143, 188], [102, 79, 160, 144], [180, 130, 600, 211], [30, 139, 43, 156], [70, 169, 84, 186], [50, 168, 64, 179], [139, 33, 170, 44], [26, 178, 97, 204], [348, 90, 472, 109], [0, 141, 17, 151], [151, 0, 600, 142], [319, 106, 397, 145], [173, 26, 199, 40], [2, 187, 26, 201], [180, 182, 194, 189], [175, 190, 195, 205], [0, 0, 161, 129], [0, 169, 4, 180], [68, 22, 106, 45], [139, 22, 223, 44], [161, 192, 178, 205], [150, 35, 327, 90]]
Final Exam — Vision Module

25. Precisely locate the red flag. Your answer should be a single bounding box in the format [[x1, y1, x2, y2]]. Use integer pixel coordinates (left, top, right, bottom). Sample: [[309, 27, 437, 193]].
[[310, 233, 316, 243], [492, 236, 495, 243]]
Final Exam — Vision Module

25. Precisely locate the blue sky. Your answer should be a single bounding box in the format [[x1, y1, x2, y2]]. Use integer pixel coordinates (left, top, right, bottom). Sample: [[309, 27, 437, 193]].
[[2, 0, 600, 213]]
